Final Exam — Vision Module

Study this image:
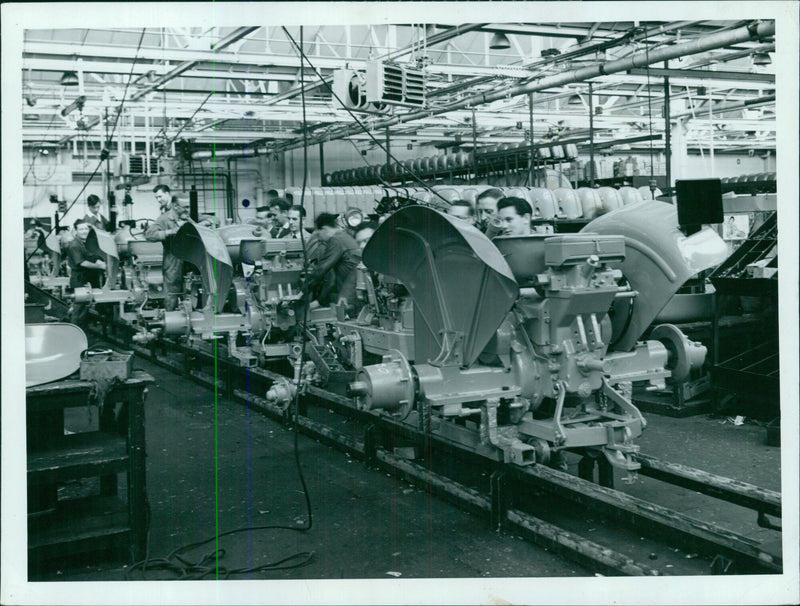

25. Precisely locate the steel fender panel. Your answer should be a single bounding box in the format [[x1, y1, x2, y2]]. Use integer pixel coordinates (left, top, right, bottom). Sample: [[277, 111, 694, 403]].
[[363, 205, 519, 368], [26, 323, 88, 387], [581, 201, 727, 351], [87, 228, 121, 288], [173, 223, 234, 313]]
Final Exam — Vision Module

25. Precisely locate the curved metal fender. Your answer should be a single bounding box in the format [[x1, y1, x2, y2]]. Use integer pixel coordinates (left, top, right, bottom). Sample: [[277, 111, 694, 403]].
[[172, 223, 233, 313], [581, 201, 728, 351], [26, 323, 88, 387]]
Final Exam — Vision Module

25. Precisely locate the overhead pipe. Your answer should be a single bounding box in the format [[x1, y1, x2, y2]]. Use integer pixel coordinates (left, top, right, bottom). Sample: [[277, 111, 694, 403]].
[[669, 93, 775, 120], [273, 20, 774, 154], [431, 21, 704, 100]]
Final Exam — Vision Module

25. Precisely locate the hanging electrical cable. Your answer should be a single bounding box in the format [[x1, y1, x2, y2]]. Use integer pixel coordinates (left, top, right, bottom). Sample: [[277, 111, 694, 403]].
[[153, 90, 215, 162], [24, 28, 149, 264], [280, 26, 452, 211]]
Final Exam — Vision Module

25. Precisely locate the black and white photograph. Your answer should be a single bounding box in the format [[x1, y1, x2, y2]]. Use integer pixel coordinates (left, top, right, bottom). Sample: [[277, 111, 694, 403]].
[[2, 3, 798, 605]]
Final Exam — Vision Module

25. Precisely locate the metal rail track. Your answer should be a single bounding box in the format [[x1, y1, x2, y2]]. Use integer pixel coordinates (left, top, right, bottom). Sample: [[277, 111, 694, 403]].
[[88, 319, 782, 576]]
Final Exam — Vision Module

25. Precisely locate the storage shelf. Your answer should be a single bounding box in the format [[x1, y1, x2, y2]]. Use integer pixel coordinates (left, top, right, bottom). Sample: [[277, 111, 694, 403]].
[[28, 495, 129, 562], [28, 432, 128, 486]]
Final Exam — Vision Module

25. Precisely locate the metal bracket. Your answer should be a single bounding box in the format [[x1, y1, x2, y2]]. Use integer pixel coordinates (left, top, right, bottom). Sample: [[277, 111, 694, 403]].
[[489, 471, 508, 531]]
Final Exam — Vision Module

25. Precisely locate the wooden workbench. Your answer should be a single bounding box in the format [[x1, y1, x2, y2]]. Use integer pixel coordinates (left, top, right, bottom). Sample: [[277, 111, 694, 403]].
[[26, 370, 153, 574]]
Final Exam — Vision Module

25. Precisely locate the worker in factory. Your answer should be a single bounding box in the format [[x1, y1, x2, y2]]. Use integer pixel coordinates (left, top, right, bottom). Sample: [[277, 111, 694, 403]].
[[67, 218, 106, 328], [152, 183, 172, 213], [495, 196, 533, 237], [265, 189, 279, 204], [354, 221, 378, 252], [24, 219, 47, 244], [446, 199, 475, 224], [475, 188, 504, 232], [269, 198, 292, 238], [84, 194, 111, 232], [305, 212, 360, 313], [145, 184, 186, 311], [249, 206, 273, 230], [286, 205, 312, 240]]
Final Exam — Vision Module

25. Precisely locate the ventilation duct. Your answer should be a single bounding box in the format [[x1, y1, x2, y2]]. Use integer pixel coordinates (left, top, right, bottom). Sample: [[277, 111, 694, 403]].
[[366, 61, 426, 107]]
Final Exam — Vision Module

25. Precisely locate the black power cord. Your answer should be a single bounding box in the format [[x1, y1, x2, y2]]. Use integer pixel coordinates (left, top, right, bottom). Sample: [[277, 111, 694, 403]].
[[127, 25, 318, 582], [280, 26, 452, 212]]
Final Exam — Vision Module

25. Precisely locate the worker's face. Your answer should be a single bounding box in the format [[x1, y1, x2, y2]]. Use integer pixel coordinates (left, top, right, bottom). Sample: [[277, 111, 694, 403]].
[[154, 190, 171, 209], [476, 196, 499, 224], [497, 206, 531, 237], [287, 210, 303, 233], [447, 205, 473, 222], [270, 206, 287, 227], [355, 228, 375, 251], [75, 222, 91, 241], [88, 203, 100, 215], [254, 210, 272, 227]]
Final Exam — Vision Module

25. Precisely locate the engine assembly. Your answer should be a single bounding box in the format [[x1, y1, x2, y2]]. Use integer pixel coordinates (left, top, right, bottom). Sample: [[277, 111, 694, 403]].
[[345, 203, 727, 476], [135, 222, 334, 365]]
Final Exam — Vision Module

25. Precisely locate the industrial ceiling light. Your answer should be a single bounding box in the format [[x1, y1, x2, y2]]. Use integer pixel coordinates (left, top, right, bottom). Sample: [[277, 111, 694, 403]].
[[489, 32, 511, 50], [752, 52, 772, 66], [60, 71, 79, 86], [568, 94, 583, 106]]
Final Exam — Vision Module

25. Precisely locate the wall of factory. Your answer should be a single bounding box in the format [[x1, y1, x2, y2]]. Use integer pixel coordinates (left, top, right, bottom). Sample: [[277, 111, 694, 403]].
[[21, 145, 776, 229]]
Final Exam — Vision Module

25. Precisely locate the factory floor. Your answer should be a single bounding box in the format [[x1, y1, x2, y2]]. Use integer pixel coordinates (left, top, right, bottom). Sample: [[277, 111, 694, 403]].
[[35, 353, 782, 584]]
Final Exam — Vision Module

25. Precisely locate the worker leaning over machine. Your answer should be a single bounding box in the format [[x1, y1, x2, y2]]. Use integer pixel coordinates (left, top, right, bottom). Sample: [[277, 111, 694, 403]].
[[67, 218, 106, 328], [144, 184, 187, 311], [474, 187, 504, 232], [305, 212, 360, 314], [495, 196, 533, 237]]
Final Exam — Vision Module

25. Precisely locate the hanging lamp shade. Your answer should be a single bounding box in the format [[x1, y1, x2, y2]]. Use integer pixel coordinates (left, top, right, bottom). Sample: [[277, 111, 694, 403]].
[[489, 32, 511, 50], [752, 52, 771, 66], [568, 93, 583, 106], [60, 71, 79, 86]]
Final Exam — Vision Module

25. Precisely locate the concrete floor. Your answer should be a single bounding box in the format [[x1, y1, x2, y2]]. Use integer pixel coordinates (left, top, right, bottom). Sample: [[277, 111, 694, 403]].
[[42, 353, 782, 583]]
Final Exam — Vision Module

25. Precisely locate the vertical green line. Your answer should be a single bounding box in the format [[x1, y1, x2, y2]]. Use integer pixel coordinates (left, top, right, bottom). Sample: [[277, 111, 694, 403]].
[[212, 135, 219, 579], [211, 52, 220, 576]]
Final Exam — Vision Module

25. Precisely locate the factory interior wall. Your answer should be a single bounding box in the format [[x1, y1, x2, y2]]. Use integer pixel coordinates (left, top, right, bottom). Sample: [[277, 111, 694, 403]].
[[22, 146, 775, 226]]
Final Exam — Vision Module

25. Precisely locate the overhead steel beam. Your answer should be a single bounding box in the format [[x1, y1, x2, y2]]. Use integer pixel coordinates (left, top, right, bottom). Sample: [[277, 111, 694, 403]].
[[627, 67, 774, 83], [131, 26, 260, 101], [273, 19, 775, 153], [194, 23, 486, 135]]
